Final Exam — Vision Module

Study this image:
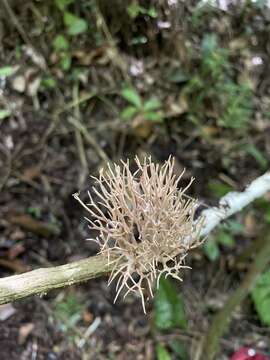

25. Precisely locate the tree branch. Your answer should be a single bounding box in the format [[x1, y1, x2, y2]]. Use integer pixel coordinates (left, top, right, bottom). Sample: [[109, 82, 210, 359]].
[[200, 171, 270, 236], [0, 254, 112, 305], [0, 171, 269, 305]]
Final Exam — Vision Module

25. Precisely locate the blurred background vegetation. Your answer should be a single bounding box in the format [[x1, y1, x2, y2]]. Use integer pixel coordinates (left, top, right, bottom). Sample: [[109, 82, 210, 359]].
[[0, 0, 270, 359]]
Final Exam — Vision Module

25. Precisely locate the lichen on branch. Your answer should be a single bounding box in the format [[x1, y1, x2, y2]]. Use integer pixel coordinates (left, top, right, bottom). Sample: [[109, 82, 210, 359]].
[[74, 156, 203, 312]]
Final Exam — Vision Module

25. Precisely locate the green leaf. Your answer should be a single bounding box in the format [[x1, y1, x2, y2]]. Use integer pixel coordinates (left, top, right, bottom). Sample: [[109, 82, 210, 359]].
[[253, 0, 268, 9], [127, 4, 157, 19], [0, 66, 16, 77], [0, 109, 11, 120], [202, 33, 218, 53], [127, 4, 141, 18], [42, 77, 57, 89], [54, 294, 82, 331], [120, 106, 138, 120], [121, 87, 142, 108], [167, 69, 189, 83], [70, 67, 86, 81], [156, 344, 172, 360], [53, 35, 69, 52], [265, 209, 270, 224], [143, 98, 161, 111], [225, 220, 245, 235], [203, 238, 220, 261], [147, 7, 158, 18], [131, 36, 148, 45], [144, 111, 163, 122], [216, 231, 235, 248], [60, 55, 71, 71], [251, 269, 270, 326], [244, 144, 268, 170], [55, 294, 82, 319], [154, 276, 187, 330], [27, 206, 42, 219], [54, 0, 74, 11], [207, 181, 233, 198], [169, 340, 189, 360], [64, 12, 88, 35], [255, 198, 270, 225]]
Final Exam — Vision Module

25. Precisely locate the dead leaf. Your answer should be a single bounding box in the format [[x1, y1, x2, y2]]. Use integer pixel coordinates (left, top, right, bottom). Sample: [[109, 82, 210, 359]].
[[10, 229, 25, 241], [166, 94, 188, 117], [201, 126, 220, 137], [0, 258, 30, 273], [8, 243, 26, 260], [244, 212, 257, 236], [21, 166, 41, 181], [7, 213, 59, 237], [72, 45, 109, 66], [18, 323, 34, 345], [24, 68, 41, 97], [133, 121, 153, 139], [229, 37, 248, 52], [27, 76, 41, 97], [12, 75, 26, 93], [0, 304, 17, 321], [4, 135, 14, 149], [23, 45, 46, 70], [83, 310, 93, 324]]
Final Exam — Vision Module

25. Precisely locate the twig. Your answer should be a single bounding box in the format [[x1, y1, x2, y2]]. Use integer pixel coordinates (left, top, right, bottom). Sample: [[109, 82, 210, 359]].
[[73, 84, 88, 187], [2, 0, 46, 70], [77, 317, 101, 348], [200, 229, 270, 360], [1, 0, 31, 46], [67, 117, 110, 164], [94, 2, 130, 83], [56, 91, 97, 116], [0, 144, 12, 191], [0, 171, 269, 305]]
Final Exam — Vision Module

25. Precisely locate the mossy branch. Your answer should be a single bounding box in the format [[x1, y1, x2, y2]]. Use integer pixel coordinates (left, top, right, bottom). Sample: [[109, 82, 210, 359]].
[[0, 254, 112, 305]]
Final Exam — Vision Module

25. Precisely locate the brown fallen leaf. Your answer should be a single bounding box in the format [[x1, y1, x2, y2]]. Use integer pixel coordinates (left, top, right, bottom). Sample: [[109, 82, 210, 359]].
[[83, 310, 93, 324], [165, 94, 188, 117], [133, 121, 153, 139], [7, 243, 26, 260], [244, 212, 258, 236], [11, 75, 26, 93], [0, 258, 30, 273], [229, 37, 248, 52], [10, 229, 25, 241], [72, 46, 109, 65], [18, 323, 34, 345], [201, 126, 220, 137], [0, 303, 17, 321], [23, 45, 46, 70], [7, 213, 59, 237], [21, 166, 41, 181]]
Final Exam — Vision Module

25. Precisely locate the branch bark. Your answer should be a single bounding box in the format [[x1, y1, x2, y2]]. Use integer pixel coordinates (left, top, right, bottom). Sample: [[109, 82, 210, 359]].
[[200, 171, 270, 236], [0, 254, 112, 304], [0, 171, 269, 305]]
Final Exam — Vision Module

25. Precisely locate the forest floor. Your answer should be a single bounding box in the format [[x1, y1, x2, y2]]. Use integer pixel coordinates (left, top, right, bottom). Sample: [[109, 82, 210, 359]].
[[0, 1, 270, 359]]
